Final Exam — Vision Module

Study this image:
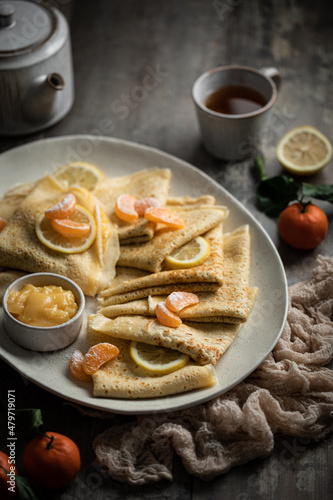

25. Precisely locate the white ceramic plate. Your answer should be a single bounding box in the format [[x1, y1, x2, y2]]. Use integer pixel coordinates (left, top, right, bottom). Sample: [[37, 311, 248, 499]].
[[0, 136, 288, 415]]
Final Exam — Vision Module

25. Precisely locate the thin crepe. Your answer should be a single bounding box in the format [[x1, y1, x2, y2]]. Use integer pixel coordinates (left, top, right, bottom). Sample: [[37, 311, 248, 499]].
[[151, 225, 254, 323], [92, 168, 171, 244], [166, 195, 216, 208], [117, 206, 228, 273], [0, 269, 27, 305], [98, 223, 224, 307], [87, 328, 217, 399], [0, 181, 37, 221], [88, 287, 257, 366], [0, 176, 120, 296], [98, 225, 255, 323]]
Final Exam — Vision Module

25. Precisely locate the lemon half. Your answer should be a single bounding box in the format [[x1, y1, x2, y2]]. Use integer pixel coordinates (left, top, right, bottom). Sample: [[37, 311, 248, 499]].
[[52, 162, 105, 190], [164, 236, 211, 269], [129, 341, 189, 375], [276, 126, 332, 175], [36, 205, 97, 254]]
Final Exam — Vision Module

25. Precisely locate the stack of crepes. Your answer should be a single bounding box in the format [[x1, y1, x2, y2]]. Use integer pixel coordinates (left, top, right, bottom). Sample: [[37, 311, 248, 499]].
[[0, 166, 259, 400], [87, 168, 259, 399], [0, 175, 120, 296]]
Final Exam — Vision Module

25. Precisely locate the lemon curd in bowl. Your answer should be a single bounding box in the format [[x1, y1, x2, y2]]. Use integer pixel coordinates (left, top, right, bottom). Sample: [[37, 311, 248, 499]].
[[3, 273, 85, 352], [6, 283, 78, 327]]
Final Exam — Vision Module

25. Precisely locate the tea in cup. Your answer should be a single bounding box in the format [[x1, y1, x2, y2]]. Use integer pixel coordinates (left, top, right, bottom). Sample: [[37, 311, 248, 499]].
[[192, 65, 281, 161]]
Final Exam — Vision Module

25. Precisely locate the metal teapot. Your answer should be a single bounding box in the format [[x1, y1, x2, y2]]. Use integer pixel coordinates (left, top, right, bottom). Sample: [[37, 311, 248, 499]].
[[0, 0, 74, 136]]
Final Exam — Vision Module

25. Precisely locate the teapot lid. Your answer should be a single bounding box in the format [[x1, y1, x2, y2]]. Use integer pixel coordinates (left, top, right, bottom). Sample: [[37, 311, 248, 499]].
[[0, 0, 57, 57]]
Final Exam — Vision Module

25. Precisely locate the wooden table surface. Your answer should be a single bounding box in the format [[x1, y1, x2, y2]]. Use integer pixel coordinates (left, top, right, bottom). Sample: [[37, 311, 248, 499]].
[[0, 0, 332, 498]]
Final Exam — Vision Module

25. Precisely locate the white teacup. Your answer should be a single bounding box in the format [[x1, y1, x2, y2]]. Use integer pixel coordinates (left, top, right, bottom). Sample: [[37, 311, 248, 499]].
[[192, 65, 281, 161]]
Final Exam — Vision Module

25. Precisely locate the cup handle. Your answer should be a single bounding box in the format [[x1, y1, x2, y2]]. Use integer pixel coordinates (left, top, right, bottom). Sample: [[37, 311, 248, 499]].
[[259, 67, 282, 91]]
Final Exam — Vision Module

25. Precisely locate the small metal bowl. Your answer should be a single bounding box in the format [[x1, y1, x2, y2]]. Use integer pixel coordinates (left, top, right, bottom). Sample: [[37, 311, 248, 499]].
[[3, 273, 85, 352]]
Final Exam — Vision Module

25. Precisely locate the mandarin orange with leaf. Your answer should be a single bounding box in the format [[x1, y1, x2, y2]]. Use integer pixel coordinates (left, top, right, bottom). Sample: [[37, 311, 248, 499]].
[[278, 202, 328, 250], [22, 431, 81, 489]]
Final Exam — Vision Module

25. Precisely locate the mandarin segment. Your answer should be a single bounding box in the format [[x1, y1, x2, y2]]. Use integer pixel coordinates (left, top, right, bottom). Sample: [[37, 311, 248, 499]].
[[83, 342, 120, 375], [115, 194, 138, 222], [165, 291, 199, 313], [155, 301, 182, 327], [51, 218, 91, 238], [35, 205, 97, 254], [134, 197, 160, 215], [0, 217, 7, 232], [69, 350, 92, 382], [45, 193, 76, 219], [144, 207, 185, 229]]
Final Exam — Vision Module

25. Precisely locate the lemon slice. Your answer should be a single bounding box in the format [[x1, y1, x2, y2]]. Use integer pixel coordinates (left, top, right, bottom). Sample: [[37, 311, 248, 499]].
[[129, 341, 189, 375], [164, 236, 211, 269], [276, 126, 332, 175], [36, 205, 97, 254], [52, 162, 105, 190]]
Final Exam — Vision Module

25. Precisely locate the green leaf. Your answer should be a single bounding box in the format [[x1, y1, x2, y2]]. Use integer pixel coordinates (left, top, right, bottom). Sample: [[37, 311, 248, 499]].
[[257, 175, 300, 217], [15, 475, 44, 500], [302, 183, 333, 203], [254, 155, 267, 180], [14, 409, 46, 438]]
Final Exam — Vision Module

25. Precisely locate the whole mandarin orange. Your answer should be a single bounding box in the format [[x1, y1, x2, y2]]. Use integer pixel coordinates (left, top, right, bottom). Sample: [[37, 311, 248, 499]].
[[22, 432, 81, 489], [278, 202, 328, 250]]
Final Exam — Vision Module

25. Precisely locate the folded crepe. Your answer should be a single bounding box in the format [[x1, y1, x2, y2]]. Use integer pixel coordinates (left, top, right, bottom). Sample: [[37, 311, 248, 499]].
[[98, 225, 256, 323], [166, 194, 216, 208], [117, 206, 228, 273], [98, 223, 224, 307], [0, 176, 120, 296], [150, 225, 255, 323], [0, 269, 27, 305], [92, 168, 171, 244], [88, 287, 257, 367], [0, 181, 37, 221], [87, 328, 217, 399]]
